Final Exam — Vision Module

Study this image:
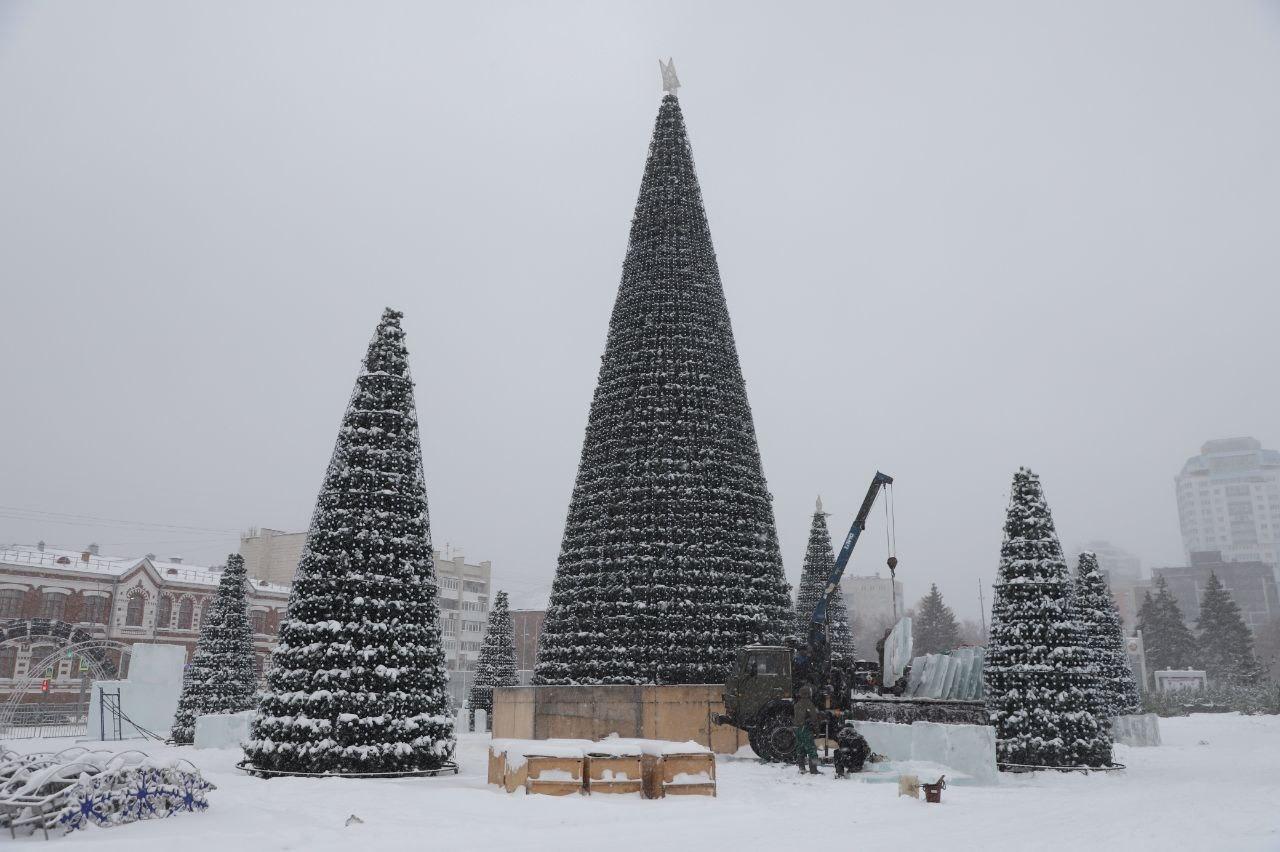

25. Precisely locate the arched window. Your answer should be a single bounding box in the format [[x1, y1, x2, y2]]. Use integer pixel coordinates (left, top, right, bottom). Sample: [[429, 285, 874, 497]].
[[248, 610, 266, 635], [0, 589, 23, 619], [125, 593, 145, 627], [39, 592, 65, 620], [0, 646, 17, 678], [177, 598, 194, 630], [156, 596, 173, 628]]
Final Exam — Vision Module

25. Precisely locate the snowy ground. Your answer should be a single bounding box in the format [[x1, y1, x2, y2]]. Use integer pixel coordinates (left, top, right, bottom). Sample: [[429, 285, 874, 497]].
[[7, 714, 1279, 851]]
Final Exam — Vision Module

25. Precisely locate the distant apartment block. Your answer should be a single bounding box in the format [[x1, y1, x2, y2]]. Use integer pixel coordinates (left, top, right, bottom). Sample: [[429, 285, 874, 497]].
[[239, 528, 307, 586], [1175, 438, 1280, 575], [842, 573, 904, 633]]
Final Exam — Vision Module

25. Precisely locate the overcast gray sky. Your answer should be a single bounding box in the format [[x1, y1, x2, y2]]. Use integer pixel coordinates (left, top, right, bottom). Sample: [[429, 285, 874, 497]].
[[2, 1, 1278, 618]]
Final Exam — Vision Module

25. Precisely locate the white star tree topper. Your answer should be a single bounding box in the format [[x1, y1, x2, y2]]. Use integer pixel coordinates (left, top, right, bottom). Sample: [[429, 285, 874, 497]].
[[659, 58, 680, 96]]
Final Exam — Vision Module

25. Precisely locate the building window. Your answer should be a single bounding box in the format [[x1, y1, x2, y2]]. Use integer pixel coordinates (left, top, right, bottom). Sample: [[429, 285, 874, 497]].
[[177, 599, 194, 630], [439, 598, 458, 610], [0, 646, 17, 678], [156, 596, 173, 628], [441, 578, 459, 591], [463, 580, 486, 594], [0, 589, 23, 619], [125, 593, 145, 627], [40, 592, 66, 621], [82, 596, 109, 624], [249, 611, 266, 635], [28, 644, 56, 676]]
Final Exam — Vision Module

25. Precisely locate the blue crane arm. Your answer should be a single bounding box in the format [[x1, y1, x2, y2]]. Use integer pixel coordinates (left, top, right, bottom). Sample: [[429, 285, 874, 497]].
[[809, 471, 893, 649]]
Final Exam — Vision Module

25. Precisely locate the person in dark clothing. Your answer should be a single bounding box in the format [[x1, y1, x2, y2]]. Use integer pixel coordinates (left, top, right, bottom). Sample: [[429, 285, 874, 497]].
[[833, 723, 871, 778], [793, 684, 823, 775]]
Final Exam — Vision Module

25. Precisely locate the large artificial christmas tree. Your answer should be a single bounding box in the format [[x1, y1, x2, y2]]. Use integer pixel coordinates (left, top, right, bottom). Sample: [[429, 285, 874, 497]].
[[984, 468, 1112, 768], [1072, 552, 1141, 717], [792, 498, 855, 661], [467, 590, 518, 731], [1195, 572, 1263, 686], [534, 73, 792, 685], [1136, 577, 1196, 677], [913, 584, 961, 655], [171, 553, 258, 744], [244, 308, 454, 774]]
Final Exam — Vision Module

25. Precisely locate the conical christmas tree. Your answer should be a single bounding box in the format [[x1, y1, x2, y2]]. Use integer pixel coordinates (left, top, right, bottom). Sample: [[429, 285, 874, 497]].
[[913, 584, 960, 656], [1072, 552, 1141, 717], [534, 81, 792, 686], [244, 308, 454, 774], [984, 468, 1112, 768], [171, 553, 258, 744], [467, 591, 518, 731], [1196, 572, 1263, 686], [793, 498, 854, 661]]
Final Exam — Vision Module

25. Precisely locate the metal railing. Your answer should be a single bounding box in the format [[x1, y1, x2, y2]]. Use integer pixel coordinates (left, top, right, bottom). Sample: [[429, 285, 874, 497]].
[[0, 701, 87, 739]]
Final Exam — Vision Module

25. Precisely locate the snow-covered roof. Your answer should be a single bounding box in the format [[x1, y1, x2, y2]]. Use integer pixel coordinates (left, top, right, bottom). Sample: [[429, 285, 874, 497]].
[[0, 544, 290, 595]]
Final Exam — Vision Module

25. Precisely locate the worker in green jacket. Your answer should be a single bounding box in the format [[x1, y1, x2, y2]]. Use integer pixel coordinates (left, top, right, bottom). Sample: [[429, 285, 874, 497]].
[[793, 684, 823, 775]]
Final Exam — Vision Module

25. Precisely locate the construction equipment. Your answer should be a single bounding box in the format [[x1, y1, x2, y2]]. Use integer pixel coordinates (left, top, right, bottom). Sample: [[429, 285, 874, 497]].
[[715, 472, 897, 762]]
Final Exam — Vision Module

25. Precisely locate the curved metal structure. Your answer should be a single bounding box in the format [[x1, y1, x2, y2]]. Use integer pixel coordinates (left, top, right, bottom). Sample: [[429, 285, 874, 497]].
[[0, 626, 135, 735]]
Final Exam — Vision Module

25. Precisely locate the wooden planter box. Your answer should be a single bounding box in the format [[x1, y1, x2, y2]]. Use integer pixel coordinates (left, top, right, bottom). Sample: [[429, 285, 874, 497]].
[[658, 752, 716, 798], [524, 756, 584, 796], [585, 755, 643, 796]]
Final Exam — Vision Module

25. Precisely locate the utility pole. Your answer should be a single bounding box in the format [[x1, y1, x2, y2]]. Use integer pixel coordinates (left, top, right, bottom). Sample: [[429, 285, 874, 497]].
[[977, 579, 988, 644]]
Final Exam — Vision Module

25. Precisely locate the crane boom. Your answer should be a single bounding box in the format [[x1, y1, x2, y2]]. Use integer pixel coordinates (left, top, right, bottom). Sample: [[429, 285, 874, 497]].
[[809, 471, 893, 652]]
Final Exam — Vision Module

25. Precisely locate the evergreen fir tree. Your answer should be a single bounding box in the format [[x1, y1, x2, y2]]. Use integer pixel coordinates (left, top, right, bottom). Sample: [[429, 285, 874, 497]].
[[984, 468, 1112, 768], [1071, 552, 1142, 717], [171, 553, 258, 744], [913, 584, 960, 655], [1195, 572, 1263, 686], [1136, 577, 1196, 676], [534, 86, 792, 685], [244, 308, 454, 774], [467, 591, 518, 731], [792, 498, 855, 661]]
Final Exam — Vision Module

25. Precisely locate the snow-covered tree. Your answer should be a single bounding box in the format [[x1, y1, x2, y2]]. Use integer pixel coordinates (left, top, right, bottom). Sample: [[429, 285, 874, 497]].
[[467, 590, 517, 731], [984, 468, 1112, 768], [913, 584, 960, 655], [1072, 552, 1141, 717], [534, 89, 792, 686], [1196, 572, 1263, 686], [171, 553, 257, 744], [1137, 577, 1196, 677], [792, 498, 854, 661], [244, 308, 454, 774]]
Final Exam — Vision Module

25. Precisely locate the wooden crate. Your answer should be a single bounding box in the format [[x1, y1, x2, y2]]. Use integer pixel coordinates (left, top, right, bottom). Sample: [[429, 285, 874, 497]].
[[487, 746, 530, 793], [524, 756, 585, 796], [659, 753, 716, 798], [585, 755, 643, 796]]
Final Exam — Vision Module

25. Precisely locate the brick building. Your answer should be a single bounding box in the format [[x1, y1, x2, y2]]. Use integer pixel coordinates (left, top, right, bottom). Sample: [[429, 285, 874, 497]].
[[0, 543, 289, 702]]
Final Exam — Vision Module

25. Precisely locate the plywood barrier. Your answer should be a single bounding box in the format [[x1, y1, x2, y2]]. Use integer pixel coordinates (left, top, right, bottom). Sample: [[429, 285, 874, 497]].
[[492, 685, 749, 755], [585, 755, 643, 796], [659, 752, 717, 798], [525, 756, 584, 797]]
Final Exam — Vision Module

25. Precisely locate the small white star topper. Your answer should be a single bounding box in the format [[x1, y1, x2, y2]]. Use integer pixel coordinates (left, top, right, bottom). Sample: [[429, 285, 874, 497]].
[[659, 58, 680, 96]]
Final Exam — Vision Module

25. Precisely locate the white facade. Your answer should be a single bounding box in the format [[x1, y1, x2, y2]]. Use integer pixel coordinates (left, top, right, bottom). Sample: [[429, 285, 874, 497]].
[[434, 552, 492, 707], [239, 528, 307, 586], [842, 573, 904, 650], [1176, 437, 1280, 573]]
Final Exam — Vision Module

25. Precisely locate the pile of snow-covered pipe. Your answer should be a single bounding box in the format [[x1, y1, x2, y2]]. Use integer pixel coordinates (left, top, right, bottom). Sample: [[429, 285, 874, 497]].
[[488, 737, 715, 798], [0, 747, 214, 838]]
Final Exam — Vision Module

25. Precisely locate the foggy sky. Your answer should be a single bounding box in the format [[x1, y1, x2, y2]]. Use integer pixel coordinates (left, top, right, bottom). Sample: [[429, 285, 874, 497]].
[[2, 2, 1279, 620]]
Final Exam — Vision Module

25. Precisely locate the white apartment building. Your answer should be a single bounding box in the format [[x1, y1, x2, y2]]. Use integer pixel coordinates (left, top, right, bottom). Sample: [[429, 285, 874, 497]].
[[842, 573, 905, 655], [1175, 438, 1280, 576], [239, 528, 307, 586]]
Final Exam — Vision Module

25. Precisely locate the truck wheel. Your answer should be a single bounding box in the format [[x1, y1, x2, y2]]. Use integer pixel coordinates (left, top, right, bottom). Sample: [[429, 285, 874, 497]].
[[748, 727, 769, 761], [763, 717, 798, 764]]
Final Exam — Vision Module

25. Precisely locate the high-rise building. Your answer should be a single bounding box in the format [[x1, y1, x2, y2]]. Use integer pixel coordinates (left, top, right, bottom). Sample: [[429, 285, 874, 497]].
[[842, 573, 905, 657], [1175, 438, 1280, 575], [510, 609, 546, 685]]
